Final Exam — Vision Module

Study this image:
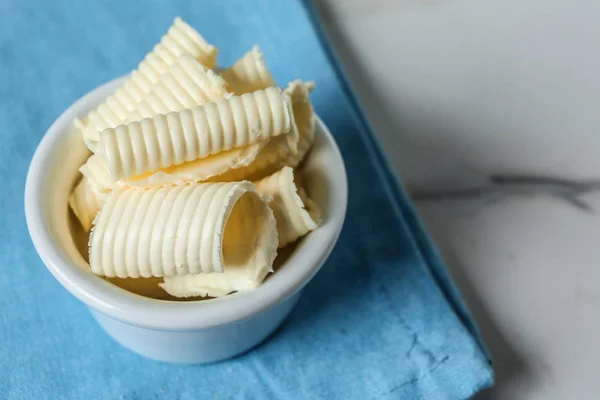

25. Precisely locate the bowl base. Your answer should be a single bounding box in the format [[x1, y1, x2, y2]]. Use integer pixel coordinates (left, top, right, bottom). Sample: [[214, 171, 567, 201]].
[[91, 290, 302, 364]]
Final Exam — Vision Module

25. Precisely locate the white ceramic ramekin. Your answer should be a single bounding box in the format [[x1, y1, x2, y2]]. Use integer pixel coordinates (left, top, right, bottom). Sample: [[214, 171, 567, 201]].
[[24, 77, 347, 364]]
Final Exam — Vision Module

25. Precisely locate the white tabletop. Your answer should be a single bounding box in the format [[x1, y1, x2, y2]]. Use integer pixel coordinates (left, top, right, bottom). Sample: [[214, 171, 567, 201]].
[[317, 1, 600, 398]]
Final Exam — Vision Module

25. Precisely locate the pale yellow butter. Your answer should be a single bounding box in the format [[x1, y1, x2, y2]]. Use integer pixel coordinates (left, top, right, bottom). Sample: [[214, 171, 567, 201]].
[[96, 88, 292, 181], [221, 45, 275, 95], [128, 54, 229, 122], [69, 33, 325, 300], [81, 17, 218, 146], [68, 177, 109, 231], [89, 182, 278, 279], [256, 166, 320, 247], [210, 80, 314, 182]]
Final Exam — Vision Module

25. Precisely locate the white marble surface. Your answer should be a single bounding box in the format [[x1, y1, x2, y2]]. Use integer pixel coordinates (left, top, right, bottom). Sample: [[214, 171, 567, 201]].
[[316, 1, 600, 398]]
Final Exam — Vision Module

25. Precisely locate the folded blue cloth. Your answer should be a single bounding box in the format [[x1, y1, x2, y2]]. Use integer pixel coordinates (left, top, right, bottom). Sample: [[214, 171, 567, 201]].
[[0, 1, 493, 398]]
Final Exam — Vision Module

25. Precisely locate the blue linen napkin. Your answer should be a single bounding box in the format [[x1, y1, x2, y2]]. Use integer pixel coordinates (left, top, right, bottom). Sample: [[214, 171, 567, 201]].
[[0, 0, 493, 398]]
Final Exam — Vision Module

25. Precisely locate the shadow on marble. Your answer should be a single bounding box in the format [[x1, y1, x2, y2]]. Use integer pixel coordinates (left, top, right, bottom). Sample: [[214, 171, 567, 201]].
[[426, 236, 531, 400], [313, 2, 534, 396], [314, 1, 492, 194]]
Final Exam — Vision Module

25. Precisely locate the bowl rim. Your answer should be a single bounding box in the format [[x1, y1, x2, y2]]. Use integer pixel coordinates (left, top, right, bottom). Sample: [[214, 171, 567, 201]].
[[24, 77, 348, 331]]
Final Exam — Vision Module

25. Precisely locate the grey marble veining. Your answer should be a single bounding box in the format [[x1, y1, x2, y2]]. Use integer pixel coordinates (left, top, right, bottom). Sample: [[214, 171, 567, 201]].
[[411, 175, 600, 212]]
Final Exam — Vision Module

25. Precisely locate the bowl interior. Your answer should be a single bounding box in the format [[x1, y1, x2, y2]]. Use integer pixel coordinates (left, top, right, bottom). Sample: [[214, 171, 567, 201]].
[[25, 77, 347, 330]]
